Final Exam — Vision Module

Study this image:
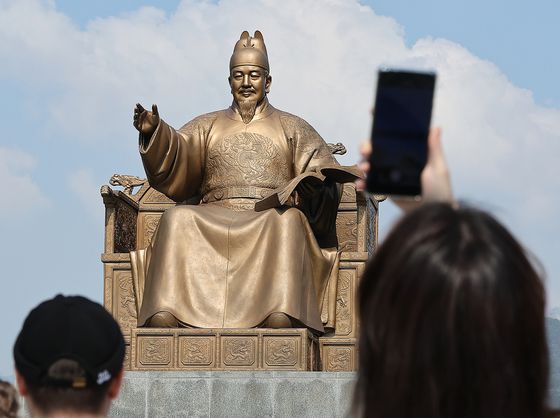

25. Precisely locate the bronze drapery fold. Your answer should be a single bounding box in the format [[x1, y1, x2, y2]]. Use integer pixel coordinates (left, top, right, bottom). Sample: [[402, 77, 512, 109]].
[[130, 100, 343, 333]]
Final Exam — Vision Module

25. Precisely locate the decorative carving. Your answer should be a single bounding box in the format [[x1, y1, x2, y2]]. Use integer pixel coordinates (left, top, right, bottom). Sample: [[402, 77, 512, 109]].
[[341, 183, 356, 203], [366, 198, 377, 256], [264, 338, 298, 366], [143, 188, 175, 204], [203, 132, 291, 194], [335, 271, 352, 336], [117, 273, 137, 332], [104, 275, 112, 312], [223, 337, 256, 366], [280, 114, 334, 160], [139, 337, 171, 365], [327, 347, 352, 371], [110, 174, 146, 195], [327, 142, 347, 155], [142, 214, 162, 247], [114, 201, 136, 253], [336, 212, 358, 252], [129, 328, 317, 371], [179, 337, 213, 366], [124, 344, 131, 369]]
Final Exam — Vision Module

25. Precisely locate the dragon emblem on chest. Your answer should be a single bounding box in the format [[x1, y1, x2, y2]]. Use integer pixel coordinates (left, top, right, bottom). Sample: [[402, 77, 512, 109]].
[[204, 132, 290, 190]]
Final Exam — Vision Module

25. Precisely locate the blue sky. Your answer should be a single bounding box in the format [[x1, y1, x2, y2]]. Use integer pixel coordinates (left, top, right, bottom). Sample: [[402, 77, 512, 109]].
[[1, 0, 559, 378]]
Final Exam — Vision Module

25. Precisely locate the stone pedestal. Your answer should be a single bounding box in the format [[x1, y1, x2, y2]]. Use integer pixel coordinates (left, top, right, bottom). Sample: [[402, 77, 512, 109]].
[[110, 371, 356, 417]]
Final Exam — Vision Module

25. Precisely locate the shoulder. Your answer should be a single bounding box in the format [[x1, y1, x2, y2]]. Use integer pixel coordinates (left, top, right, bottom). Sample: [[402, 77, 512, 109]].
[[275, 110, 320, 136], [275, 110, 334, 160], [178, 110, 222, 133]]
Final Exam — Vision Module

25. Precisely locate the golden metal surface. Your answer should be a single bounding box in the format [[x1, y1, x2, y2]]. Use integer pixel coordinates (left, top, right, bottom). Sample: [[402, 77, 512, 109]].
[[102, 31, 382, 371], [130, 30, 355, 333]]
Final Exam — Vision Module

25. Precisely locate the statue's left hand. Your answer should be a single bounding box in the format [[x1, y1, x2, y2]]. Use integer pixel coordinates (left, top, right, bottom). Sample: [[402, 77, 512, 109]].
[[296, 176, 324, 199]]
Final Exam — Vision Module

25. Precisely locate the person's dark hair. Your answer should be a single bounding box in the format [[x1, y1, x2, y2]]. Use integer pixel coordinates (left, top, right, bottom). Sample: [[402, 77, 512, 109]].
[[0, 379, 19, 418], [355, 203, 549, 418], [25, 359, 110, 415]]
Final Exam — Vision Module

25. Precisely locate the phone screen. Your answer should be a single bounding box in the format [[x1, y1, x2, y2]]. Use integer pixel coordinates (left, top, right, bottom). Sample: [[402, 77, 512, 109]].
[[366, 70, 436, 196]]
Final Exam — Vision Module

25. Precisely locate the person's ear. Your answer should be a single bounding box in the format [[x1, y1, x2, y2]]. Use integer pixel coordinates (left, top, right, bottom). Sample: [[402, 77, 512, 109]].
[[265, 75, 272, 94], [107, 368, 124, 400], [228, 76, 233, 92], [14, 369, 28, 396]]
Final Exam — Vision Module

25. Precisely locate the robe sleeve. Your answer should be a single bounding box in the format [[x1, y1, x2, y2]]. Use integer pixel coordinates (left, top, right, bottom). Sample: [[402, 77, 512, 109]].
[[139, 114, 216, 202], [280, 114, 341, 248]]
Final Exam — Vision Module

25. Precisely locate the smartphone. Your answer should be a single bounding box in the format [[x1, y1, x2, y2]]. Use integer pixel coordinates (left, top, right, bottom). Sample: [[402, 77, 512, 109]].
[[366, 69, 436, 197]]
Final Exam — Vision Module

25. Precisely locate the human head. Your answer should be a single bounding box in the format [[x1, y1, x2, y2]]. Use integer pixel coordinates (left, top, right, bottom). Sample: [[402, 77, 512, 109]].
[[228, 30, 272, 123], [355, 203, 548, 418], [0, 380, 19, 418], [13, 295, 125, 417]]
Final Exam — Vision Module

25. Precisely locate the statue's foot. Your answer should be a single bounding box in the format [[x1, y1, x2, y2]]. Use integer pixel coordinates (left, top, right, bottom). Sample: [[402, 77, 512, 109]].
[[146, 311, 179, 327], [264, 312, 292, 328]]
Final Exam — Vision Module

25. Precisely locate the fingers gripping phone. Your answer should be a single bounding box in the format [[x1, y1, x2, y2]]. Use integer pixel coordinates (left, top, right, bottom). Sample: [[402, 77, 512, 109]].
[[366, 69, 436, 197]]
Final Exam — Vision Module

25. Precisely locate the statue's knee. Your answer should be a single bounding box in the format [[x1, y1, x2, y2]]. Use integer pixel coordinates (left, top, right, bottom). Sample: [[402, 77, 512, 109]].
[[279, 207, 306, 228], [264, 312, 293, 328], [145, 311, 179, 328]]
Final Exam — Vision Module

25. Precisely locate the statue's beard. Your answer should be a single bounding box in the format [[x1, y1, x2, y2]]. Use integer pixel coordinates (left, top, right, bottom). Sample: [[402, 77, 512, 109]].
[[237, 96, 258, 124]]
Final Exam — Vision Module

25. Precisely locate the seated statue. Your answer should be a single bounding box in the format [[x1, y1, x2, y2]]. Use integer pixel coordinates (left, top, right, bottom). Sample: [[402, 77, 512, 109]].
[[130, 30, 359, 333]]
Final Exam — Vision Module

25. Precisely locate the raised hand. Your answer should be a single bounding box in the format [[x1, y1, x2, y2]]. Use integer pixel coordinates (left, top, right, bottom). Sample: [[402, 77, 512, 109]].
[[356, 127, 454, 211], [419, 127, 453, 203], [133, 103, 160, 137]]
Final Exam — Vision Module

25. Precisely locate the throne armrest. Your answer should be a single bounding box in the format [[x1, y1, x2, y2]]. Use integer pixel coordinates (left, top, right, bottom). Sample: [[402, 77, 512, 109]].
[[101, 184, 140, 254]]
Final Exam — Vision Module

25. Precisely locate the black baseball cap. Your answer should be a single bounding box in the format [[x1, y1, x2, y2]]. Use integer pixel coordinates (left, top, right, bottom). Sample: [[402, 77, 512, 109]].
[[13, 294, 125, 389]]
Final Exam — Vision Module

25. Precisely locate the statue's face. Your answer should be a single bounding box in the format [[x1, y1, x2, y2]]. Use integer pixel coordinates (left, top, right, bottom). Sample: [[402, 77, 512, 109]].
[[229, 65, 271, 105]]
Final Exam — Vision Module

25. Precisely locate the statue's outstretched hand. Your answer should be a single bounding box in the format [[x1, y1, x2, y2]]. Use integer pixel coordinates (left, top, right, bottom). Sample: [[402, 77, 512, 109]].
[[133, 103, 160, 137]]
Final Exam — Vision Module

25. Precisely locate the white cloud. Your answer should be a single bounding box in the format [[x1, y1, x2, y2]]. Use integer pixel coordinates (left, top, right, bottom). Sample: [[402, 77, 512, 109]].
[[0, 0, 559, 306], [66, 168, 104, 221], [0, 147, 50, 215]]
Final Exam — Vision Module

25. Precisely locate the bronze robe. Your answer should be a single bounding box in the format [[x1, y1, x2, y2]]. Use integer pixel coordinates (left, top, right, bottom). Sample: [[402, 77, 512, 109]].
[[131, 101, 340, 333]]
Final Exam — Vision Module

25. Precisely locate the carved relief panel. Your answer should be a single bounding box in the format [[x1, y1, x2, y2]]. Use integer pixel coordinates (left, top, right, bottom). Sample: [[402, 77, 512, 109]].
[[114, 201, 137, 253], [326, 346, 354, 371], [179, 336, 215, 367], [103, 261, 134, 337], [340, 183, 357, 204], [137, 213, 162, 249], [123, 342, 131, 370], [320, 339, 357, 372], [142, 188, 175, 204], [221, 336, 257, 367], [335, 270, 354, 336], [336, 211, 358, 252], [137, 335, 173, 367], [115, 271, 137, 333], [263, 337, 299, 367]]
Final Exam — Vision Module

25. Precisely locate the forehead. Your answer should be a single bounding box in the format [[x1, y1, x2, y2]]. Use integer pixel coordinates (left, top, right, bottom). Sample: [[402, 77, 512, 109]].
[[230, 65, 265, 75]]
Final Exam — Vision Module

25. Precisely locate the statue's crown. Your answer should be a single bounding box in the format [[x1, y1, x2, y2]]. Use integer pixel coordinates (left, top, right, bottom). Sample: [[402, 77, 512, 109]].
[[229, 30, 269, 72]]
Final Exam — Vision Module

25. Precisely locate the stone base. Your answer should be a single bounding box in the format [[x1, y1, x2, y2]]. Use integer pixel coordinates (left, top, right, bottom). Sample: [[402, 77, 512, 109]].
[[110, 371, 356, 417], [130, 328, 319, 371], [320, 338, 358, 372]]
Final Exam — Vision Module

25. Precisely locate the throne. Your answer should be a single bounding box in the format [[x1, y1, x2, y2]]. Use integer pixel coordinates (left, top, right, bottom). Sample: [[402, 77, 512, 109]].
[[100, 147, 383, 372]]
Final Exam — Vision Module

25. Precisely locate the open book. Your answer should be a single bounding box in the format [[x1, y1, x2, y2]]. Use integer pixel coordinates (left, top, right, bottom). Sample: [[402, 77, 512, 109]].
[[254, 164, 364, 211]]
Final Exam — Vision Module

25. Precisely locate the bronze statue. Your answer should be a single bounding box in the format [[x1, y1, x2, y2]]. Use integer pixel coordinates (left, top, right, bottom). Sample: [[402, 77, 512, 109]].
[[130, 30, 360, 333]]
